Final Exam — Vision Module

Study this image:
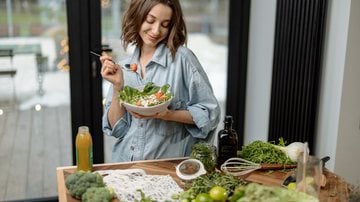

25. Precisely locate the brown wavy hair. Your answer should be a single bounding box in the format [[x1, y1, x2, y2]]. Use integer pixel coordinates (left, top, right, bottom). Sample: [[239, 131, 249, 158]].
[[121, 0, 187, 58]]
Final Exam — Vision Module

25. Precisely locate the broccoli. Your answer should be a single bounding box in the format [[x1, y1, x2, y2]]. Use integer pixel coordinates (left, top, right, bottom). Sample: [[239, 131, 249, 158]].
[[65, 171, 105, 199], [82, 187, 115, 202]]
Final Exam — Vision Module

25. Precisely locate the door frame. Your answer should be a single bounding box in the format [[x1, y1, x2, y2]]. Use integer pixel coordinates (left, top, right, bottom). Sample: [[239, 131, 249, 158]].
[[66, 0, 104, 164], [226, 0, 250, 148]]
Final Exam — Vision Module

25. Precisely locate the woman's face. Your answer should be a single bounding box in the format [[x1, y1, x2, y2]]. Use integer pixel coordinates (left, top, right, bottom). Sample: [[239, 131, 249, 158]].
[[139, 3, 172, 49]]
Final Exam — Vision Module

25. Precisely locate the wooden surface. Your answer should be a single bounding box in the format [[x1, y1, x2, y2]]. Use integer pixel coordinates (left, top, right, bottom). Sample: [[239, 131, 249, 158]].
[[0, 103, 118, 201], [57, 158, 187, 202], [57, 158, 350, 202], [0, 106, 72, 201]]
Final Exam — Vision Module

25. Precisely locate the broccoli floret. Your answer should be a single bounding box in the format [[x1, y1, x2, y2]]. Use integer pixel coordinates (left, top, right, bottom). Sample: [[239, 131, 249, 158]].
[[82, 187, 115, 202], [65, 171, 105, 199]]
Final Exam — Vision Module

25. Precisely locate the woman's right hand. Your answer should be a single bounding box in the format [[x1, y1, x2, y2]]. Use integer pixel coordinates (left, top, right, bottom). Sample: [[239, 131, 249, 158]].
[[100, 55, 124, 91]]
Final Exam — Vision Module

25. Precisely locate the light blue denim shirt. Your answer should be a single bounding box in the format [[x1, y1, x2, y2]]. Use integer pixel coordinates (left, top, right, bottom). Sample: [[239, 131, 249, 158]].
[[102, 43, 221, 162]]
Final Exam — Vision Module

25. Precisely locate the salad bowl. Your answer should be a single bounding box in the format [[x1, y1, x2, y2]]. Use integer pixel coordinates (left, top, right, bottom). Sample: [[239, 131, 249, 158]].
[[119, 82, 173, 116], [121, 97, 173, 116]]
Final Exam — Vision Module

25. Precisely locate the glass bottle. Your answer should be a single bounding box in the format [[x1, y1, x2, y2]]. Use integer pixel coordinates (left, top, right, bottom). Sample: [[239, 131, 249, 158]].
[[190, 142, 217, 172], [76, 126, 93, 171], [217, 115, 238, 168]]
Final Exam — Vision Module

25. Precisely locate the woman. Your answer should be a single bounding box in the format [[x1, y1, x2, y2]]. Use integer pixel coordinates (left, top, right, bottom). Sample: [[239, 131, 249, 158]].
[[101, 0, 220, 162]]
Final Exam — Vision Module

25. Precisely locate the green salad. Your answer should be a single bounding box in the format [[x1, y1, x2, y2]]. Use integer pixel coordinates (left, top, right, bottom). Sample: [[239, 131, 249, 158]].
[[118, 82, 172, 107]]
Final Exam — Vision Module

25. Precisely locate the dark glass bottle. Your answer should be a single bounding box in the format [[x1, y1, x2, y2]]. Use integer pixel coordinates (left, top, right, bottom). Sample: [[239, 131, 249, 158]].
[[217, 115, 238, 168]]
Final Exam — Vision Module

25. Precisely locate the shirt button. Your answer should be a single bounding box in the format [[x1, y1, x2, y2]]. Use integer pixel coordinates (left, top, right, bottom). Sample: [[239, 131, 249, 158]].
[[130, 146, 134, 150], [140, 123, 143, 127]]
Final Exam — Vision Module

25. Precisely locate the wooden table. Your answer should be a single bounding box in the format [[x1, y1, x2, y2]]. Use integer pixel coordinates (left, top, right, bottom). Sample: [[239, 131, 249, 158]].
[[56, 158, 350, 202]]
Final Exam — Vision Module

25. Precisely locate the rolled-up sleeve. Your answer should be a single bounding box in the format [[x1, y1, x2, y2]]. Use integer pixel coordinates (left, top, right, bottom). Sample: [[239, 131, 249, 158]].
[[183, 54, 221, 139]]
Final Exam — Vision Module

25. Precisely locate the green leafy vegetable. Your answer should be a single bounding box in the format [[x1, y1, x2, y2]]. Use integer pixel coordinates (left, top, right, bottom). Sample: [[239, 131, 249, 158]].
[[142, 82, 160, 94], [160, 83, 170, 93], [238, 140, 294, 165], [118, 82, 172, 107], [232, 183, 319, 202]]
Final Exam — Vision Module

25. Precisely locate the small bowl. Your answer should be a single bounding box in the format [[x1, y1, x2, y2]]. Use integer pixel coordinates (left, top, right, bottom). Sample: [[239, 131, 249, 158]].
[[121, 96, 173, 116], [176, 159, 207, 181]]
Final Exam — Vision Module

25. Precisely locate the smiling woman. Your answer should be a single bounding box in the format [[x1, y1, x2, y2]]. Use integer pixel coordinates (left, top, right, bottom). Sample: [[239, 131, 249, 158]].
[[101, 0, 229, 163], [100, 0, 221, 163]]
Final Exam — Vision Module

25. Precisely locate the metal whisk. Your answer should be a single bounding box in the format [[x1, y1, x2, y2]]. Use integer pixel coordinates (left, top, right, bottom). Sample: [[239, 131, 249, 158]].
[[220, 157, 262, 176]]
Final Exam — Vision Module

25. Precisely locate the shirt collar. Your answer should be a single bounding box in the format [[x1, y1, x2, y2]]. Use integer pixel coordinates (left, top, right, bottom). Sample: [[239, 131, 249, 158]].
[[132, 43, 171, 68]]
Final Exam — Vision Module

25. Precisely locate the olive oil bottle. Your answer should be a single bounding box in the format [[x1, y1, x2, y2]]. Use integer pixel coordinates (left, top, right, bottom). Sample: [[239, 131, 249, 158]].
[[76, 126, 93, 171], [217, 116, 238, 168]]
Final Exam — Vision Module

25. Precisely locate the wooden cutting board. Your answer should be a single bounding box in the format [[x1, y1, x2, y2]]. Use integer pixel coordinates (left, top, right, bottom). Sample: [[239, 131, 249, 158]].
[[259, 163, 297, 170]]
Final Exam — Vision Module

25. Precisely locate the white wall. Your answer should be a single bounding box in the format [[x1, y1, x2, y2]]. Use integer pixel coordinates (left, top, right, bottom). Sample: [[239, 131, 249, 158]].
[[246, 0, 359, 184], [317, 0, 360, 185], [315, 0, 351, 173], [244, 0, 277, 144], [333, 0, 360, 185]]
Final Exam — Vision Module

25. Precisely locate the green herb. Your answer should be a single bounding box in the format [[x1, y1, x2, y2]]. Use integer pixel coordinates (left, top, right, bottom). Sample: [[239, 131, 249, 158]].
[[278, 137, 286, 146], [238, 140, 294, 164]]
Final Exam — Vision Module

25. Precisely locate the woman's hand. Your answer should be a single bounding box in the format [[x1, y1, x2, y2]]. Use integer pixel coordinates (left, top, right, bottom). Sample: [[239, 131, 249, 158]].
[[128, 109, 170, 120], [100, 55, 124, 91], [128, 109, 194, 124]]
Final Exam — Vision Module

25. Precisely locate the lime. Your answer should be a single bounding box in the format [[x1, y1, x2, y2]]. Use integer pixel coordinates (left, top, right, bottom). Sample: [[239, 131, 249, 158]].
[[195, 193, 214, 202], [287, 182, 297, 190], [209, 186, 228, 202]]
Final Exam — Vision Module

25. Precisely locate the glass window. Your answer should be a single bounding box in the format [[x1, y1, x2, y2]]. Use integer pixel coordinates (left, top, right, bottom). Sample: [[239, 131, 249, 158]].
[[0, 0, 70, 200]]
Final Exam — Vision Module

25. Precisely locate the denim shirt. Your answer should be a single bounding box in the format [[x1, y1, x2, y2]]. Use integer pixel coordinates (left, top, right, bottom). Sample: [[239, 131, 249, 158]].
[[102, 43, 221, 162]]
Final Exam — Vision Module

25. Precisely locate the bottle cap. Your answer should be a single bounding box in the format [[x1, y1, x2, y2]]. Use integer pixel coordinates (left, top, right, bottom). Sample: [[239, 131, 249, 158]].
[[78, 126, 89, 133], [224, 115, 233, 123]]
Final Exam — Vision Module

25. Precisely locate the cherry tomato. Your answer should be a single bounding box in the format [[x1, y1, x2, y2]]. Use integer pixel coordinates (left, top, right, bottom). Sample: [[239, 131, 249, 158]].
[[130, 63, 137, 72], [159, 95, 166, 101], [209, 186, 228, 202], [155, 91, 164, 99]]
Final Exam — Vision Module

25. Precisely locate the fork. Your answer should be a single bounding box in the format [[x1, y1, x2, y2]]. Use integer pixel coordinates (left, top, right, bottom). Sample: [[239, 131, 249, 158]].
[[90, 51, 131, 69]]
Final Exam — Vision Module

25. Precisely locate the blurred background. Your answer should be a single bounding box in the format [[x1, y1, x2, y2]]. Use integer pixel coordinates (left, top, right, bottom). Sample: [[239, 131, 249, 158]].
[[0, 0, 228, 201]]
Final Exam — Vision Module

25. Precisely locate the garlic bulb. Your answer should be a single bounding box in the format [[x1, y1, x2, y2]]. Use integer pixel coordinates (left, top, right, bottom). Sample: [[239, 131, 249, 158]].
[[274, 142, 309, 162]]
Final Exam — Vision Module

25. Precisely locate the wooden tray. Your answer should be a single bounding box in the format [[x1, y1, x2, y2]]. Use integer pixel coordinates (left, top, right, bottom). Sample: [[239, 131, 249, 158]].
[[57, 158, 350, 202], [56, 158, 186, 202]]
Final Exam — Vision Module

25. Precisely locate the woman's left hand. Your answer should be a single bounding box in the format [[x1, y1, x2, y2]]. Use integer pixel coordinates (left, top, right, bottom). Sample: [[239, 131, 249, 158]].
[[129, 109, 170, 120]]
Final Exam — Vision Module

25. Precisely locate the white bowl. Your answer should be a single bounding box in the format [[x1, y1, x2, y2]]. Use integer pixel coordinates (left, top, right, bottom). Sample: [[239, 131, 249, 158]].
[[175, 159, 207, 181], [121, 96, 173, 116]]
